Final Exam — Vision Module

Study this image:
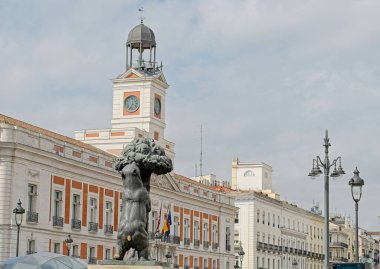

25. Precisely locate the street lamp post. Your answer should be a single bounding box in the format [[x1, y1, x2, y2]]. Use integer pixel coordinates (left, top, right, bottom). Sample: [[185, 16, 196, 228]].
[[65, 234, 73, 256], [348, 167, 365, 263], [154, 230, 162, 261], [308, 130, 345, 269], [13, 199, 25, 257], [238, 242, 245, 269], [234, 261, 240, 269]]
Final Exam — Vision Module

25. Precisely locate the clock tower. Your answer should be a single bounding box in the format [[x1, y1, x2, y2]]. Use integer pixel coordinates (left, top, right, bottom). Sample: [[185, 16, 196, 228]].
[[75, 21, 175, 161]]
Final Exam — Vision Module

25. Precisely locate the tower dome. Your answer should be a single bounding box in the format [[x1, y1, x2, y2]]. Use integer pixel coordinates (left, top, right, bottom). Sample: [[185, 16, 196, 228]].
[[127, 23, 156, 49], [125, 20, 159, 73]]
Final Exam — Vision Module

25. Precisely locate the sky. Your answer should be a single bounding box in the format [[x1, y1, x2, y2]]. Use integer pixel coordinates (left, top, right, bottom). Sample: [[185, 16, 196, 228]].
[[1, 0, 380, 230]]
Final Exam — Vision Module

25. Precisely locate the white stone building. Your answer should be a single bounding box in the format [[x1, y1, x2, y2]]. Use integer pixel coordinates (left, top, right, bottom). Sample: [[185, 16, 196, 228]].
[[228, 158, 324, 269], [230, 191, 324, 269], [231, 158, 273, 191], [0, 114, 236, 269]]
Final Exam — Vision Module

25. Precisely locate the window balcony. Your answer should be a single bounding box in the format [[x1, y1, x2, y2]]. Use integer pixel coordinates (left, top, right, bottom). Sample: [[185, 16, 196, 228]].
[[184, 266, 189, 269], [226, 244, 231, 252], [26, 251, 36, 255], [104, 224, 113, 235], [71, 219, 81, 230], [203, 241, 209, 249], [331, 242, 348, 248], [173, 264, 179, 269], [194, 239, 200, 248], [173, 236, 180, 245], [184, 238, 190, 246], [88, 257, 97, 264], [53, 216, 64, 227], [88, 222, 98, 232], [26, 211, 39, 223], [72, 255, 80, 259], [212, 242, 218, 250], [194, 266, 199, 269]]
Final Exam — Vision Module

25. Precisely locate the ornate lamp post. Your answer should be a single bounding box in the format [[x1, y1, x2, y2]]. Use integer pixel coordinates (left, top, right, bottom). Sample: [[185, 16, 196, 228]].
[[65, 234, 73, 256], [308, 130, 345, 269], [13, 199, 25, 257], [234, 261, 240, 269], [154, 230, 162, 261], [238, 242, 245, 269], [348, 167, 365, 262]]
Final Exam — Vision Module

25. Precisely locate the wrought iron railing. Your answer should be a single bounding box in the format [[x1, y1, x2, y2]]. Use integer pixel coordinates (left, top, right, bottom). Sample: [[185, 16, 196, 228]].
[[26, 251, 36, 255], [88, 222, 98, 232], [184, 238, 190, 246], [203, 241, 209, 249], [104, 224, 113, 234], [53, 216, 64, 227], [212, 242, 218, 250], [226, 244, 231, 251], [194, 239, 200, 248], [88, 257, 97, 264], [173, 236, 180, 244], [26, 211, 38, 223], [71, 219, 81, 230]]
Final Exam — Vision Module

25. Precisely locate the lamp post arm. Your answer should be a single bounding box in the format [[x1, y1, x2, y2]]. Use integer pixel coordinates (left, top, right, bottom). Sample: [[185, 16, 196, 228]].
[[316, 156, 326, 170], [329, 156, 342, 169]]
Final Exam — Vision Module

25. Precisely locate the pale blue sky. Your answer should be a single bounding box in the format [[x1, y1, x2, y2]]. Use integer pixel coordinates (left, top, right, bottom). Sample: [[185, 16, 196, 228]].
[[1, 0, 380, 229]]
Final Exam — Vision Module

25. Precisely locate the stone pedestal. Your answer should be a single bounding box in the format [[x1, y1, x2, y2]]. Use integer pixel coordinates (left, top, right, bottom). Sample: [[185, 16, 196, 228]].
[[88, 260, 171, 269]]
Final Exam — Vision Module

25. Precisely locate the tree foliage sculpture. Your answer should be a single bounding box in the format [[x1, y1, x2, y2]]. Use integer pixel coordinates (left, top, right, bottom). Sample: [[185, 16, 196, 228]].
[[115, 138, 173, 192]]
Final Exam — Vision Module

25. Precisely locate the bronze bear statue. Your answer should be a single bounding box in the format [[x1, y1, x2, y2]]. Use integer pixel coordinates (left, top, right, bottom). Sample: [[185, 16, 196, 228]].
[[113, 162, 151, 261]]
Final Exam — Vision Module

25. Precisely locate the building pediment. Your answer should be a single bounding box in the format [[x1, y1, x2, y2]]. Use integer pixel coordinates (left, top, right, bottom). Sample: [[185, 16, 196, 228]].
[[155, 72, 168, 84], [117, 69, 143, 80], [151, 173, 180, 191]]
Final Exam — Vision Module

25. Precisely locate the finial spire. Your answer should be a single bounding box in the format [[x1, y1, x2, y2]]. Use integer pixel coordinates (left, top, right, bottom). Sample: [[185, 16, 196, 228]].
[[138, 7, 145, 24]]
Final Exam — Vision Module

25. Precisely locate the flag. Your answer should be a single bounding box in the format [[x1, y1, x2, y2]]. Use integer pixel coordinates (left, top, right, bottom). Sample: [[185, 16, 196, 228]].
[[168, 209, 172, 226], [156, 205, 162, 232], [162, 211, 170, 235]]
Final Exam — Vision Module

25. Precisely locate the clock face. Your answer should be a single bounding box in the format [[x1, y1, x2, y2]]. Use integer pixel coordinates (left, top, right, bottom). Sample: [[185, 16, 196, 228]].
[[124, 95, 139, 113], [154, 97, 161, 115]]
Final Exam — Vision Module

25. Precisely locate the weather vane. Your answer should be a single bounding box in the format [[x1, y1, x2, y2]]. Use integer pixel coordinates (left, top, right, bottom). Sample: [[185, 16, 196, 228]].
[[138, 7, 145, 24]]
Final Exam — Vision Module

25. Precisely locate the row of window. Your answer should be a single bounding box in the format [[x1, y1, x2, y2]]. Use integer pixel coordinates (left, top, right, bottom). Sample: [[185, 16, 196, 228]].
[[256, 209, 323, 239], [149, 211, 232, 249], [27, 183, 115, 229], [25, 239, 112, 262], [256, 256, 322, 269], [256, 233, 323, 253]]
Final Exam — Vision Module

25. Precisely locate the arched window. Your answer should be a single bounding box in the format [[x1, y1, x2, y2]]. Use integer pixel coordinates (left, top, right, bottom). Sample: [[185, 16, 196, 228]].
[[244, 170, 254, 176]]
